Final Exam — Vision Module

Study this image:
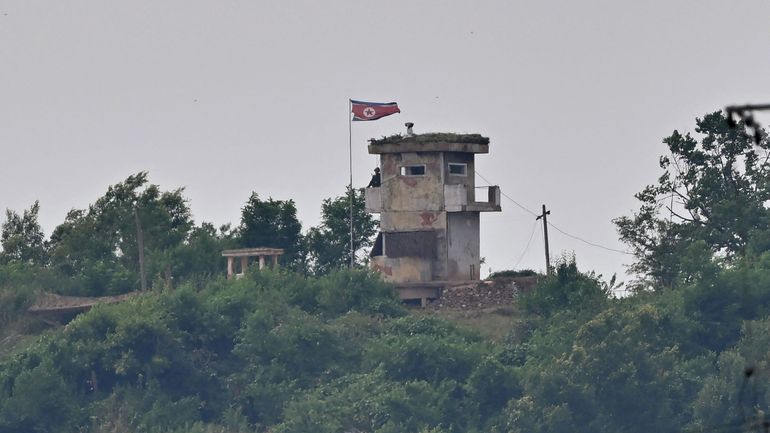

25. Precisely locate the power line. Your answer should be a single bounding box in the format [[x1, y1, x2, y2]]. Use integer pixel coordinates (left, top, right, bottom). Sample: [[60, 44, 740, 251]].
[[474, 170, 538, 217], [547, 221, 632, 255], [474, 169, 632, 256], [513, 219, 539, 269]]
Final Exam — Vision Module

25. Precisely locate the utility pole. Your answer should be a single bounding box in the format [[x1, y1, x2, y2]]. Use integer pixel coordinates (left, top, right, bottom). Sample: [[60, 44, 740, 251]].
[[134, 206, 147, 291], [536, 204, 551, 275]]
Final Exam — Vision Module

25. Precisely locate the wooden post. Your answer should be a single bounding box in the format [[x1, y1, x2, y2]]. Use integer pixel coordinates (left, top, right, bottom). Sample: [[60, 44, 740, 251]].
[[90, 369, 98, 392], [536, 204, 551, 275], [164, 266, 172, 290], [227, 257, 234, 279], [134, 207, 147, 291]]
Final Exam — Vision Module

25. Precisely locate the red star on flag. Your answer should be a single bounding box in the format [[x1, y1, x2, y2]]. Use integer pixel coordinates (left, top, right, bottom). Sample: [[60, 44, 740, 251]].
[[351, 100, 400, 121]]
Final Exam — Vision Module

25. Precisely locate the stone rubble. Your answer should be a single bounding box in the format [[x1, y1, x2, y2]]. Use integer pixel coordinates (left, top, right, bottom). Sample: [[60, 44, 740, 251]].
[[428, 277, 522, 310]]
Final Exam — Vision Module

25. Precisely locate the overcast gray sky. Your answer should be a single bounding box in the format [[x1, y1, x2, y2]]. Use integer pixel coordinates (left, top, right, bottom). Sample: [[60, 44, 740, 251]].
[[2, 0, 769, 282]]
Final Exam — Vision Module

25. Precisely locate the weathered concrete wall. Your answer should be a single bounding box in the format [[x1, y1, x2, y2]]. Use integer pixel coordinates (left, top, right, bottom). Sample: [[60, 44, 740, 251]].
[[446, 212, 480, 280], [381, 153, 443, 212], [369, 142, 495, 285], [380, 211, 446, 231], [433, 229, 448, 280], [364, 187, 382, 213], [371, 255, 432, 283], [378, 211, 447, 281], [444, 152, 475, 204], [444, 185, 467, 212]]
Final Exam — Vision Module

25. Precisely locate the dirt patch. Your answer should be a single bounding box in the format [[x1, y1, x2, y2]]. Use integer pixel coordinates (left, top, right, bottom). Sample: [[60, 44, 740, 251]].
[[28, 292, 138, 314]]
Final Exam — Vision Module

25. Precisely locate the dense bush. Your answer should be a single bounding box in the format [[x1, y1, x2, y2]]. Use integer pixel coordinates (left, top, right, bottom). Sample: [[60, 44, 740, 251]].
[[2, 254, 770, 432]]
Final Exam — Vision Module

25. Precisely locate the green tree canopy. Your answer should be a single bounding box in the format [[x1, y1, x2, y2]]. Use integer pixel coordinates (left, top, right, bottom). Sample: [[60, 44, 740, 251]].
[[614, 111, 770, 288], [47, 172, 193, 294], [519, 257, 609, 318], [237, 193, 304, 268], [306, 187, 378, 274], [0, 201, 47, 266]]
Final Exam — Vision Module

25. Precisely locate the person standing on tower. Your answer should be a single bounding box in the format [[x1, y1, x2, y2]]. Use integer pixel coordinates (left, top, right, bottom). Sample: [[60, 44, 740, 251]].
[[367, 167, 381, 188]]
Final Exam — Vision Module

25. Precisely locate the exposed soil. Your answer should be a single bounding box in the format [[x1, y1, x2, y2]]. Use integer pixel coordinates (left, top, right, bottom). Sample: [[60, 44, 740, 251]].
[[27, 292, 138, 314]]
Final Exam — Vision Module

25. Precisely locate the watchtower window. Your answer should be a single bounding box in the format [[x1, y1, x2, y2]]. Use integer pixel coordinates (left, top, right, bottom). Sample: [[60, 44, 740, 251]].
[[384, 231, 436, 258], [400, 165, 426, 176], [448, 163, 467, 176]]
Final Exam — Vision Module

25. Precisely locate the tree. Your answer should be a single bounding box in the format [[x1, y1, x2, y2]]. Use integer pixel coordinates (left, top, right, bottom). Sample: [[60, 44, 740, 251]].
[[0, 201, 47, 265], [306, 187, 378, 275], [237, 193, 304, 268], [0, 361, 81, 433], [614, 111, 770, 288], [164, 222, 236, 281], [47, 172, 193, 294], [519, 257, 609, 318], [690, 318, 770, 431]]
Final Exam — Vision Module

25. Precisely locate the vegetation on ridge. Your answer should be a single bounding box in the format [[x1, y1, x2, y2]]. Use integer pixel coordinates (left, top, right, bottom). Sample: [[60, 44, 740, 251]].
[[0, 111, 769, 432]]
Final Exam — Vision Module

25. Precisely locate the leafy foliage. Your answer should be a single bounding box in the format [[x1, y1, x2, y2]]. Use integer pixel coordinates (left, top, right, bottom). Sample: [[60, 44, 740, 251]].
[[3, 114, 770, 433], [615, 112, 770, 288], [488, 269, 539, 278], [306, 187, 378, 274], [237, 193, 304, 269], [519, 258, 608, 318], [47, 172, 194, 294], [2, 247, 770, 433], [0, 201, 47, 266]]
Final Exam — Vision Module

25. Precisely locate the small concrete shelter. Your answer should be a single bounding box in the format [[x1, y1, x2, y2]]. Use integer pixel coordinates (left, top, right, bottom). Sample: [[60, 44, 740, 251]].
[[222, 247, 284, 279]]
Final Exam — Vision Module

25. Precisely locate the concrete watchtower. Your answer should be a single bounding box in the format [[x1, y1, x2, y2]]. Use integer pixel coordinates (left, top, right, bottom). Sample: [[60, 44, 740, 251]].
[[365, 131, 501, 301]]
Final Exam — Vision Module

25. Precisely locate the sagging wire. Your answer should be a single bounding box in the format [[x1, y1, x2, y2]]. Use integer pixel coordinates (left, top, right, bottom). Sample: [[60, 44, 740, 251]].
[[475, 169, 631, 256]]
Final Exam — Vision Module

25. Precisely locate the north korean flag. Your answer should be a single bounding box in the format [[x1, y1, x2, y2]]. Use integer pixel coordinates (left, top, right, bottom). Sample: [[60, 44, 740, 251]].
[[351, 100, 401, 121]]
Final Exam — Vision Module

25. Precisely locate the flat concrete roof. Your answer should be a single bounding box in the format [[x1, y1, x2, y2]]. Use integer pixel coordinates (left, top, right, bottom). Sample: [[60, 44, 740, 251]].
[[368, 141, 489, 154], [221, 247, 285, 257]]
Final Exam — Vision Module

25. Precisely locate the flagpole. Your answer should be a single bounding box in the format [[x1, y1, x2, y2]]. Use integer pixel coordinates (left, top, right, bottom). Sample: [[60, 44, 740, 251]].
[[349, 99, 354, 268]]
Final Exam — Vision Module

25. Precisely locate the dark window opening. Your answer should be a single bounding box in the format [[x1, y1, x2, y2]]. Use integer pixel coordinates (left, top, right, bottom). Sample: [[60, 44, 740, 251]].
[[384, 231, 436, 258], [400, 165, 426, 176], [369, 232, 383, 257], [448, 163, 467, 176]]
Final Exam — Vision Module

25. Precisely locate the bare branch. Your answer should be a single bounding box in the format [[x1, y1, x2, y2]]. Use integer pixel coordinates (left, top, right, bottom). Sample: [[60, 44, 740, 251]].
[[665, 206, 702, 225]]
